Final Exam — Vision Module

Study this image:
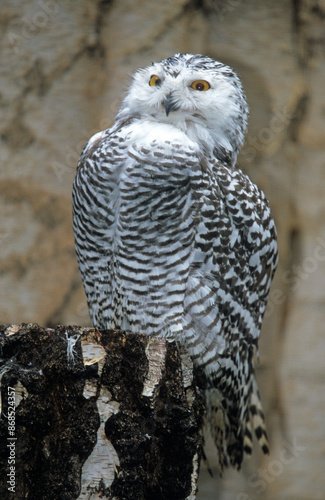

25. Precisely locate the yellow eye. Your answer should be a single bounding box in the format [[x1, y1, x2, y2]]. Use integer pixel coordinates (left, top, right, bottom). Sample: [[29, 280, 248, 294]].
[[190, 80, 210, 91], [149, 75, 161, 87]]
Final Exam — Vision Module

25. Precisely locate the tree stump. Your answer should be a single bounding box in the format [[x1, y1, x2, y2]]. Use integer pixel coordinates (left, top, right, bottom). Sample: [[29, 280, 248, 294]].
[[0, 324, 205, 500]]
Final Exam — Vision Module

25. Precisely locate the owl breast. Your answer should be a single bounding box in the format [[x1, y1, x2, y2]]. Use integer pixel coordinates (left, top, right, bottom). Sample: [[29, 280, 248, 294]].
[[74, 120, 203, 337]]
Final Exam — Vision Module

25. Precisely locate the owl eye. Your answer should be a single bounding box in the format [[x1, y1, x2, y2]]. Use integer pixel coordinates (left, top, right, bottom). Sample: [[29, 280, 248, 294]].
[[190, 80, 210, 91], [149, 75, 162, 87]]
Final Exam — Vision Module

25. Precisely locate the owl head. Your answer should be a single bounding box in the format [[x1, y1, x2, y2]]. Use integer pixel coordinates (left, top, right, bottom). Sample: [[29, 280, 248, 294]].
[[119, 53, 249, 166]]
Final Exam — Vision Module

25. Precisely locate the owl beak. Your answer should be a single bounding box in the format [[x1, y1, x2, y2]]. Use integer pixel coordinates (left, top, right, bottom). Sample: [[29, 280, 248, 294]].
[[164, 93, 180, 116]]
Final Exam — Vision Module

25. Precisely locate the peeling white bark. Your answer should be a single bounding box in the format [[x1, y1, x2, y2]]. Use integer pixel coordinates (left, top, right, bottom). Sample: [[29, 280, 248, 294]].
[[81, 331, 107, 377], [186, 452, 200, 500], [78, 335, 120, 499], [142, 337, 167, 400]]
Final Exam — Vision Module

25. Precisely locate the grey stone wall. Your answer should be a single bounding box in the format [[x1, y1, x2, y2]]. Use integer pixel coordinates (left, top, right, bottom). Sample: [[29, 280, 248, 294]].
[[1, 1, 324, 498]]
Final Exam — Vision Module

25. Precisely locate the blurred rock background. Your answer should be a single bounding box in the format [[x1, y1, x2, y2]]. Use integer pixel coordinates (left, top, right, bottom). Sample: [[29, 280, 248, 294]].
[[0, 1, 324, 498]]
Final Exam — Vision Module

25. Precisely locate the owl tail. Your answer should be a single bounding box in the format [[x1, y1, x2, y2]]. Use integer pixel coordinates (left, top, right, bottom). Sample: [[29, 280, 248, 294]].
[[205, 377, 269, 472], [204, 389, 230, 472], [244, 377, 269, 456]]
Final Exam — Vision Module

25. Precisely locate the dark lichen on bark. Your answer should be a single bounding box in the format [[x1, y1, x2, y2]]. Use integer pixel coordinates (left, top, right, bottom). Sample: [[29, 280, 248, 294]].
[[0, 324, 99, 500], [0, 324, 205, 500], [104, 334, 205, 500]]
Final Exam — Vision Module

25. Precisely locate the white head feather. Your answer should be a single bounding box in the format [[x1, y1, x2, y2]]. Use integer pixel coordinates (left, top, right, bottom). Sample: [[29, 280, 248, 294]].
[[118, 53, 248, 166]]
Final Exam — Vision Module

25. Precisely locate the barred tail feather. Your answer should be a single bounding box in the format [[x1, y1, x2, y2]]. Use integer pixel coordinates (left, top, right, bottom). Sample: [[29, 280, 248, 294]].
[[249, 377, 269, 455], [243, 418, 254, 455], [205, 377, 269, 474], [205, 387, 245, 472], [205, 388, 229, 473]]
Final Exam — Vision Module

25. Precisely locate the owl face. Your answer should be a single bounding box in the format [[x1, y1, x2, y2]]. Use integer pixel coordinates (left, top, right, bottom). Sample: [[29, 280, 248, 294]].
[[120, 54, 248, 164]]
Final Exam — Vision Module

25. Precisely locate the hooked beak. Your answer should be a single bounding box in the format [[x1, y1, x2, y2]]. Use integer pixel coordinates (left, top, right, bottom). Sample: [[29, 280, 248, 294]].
[[164, 93, 180, 116]]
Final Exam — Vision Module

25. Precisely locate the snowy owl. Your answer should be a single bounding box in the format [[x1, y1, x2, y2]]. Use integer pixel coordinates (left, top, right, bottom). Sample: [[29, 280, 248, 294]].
[[72, 53, 278, 470]]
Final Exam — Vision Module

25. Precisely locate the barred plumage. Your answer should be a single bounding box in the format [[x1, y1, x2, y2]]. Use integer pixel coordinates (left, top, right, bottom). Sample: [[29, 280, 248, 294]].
[[72, 54, 278, 470]]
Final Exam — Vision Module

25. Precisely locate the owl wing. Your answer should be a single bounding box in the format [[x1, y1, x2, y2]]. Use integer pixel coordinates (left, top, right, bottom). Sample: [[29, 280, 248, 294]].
[[185, 159, 277, 469], [209, 161, 278, 333], [72, 125, 120, 327]]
